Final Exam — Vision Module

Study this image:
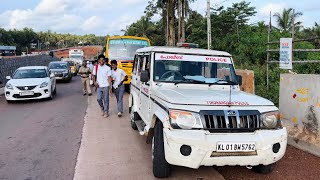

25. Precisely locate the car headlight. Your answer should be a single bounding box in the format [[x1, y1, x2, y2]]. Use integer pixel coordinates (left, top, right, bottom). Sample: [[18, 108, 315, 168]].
[[6, 83, 13, 90], [40, 82, 49, 88], [64, 70, 69, 73], [169, 110, 203, 129], [261, 111, 281, 129]]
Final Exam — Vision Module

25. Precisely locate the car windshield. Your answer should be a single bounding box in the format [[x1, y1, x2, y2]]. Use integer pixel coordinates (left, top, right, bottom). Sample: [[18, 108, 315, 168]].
[[49, 63, 68, 69], [153, 53, 238, 85], [13, 69, 48, 79], [67, 61, 75, 66]]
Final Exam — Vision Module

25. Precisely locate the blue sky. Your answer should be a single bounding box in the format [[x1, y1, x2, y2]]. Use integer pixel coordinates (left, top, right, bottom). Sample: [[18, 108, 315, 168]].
[[0, 0, 319, 36]]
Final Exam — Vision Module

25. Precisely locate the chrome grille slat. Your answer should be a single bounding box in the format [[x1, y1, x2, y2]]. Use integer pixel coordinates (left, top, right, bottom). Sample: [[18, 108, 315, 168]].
[[202, 110, 261, 132]]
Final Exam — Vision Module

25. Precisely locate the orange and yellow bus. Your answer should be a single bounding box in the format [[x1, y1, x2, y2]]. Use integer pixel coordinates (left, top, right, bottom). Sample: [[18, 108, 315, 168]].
[[105, 36, 151, 89]]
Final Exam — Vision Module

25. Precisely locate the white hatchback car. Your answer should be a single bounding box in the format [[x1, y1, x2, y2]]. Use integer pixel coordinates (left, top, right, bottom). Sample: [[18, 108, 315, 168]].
[[4, 66, 56, 102]]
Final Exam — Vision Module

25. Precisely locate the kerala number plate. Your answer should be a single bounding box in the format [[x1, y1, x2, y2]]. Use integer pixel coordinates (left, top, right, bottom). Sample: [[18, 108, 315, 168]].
[[216, 142, 256, 152], [20, 91, 34, 96]]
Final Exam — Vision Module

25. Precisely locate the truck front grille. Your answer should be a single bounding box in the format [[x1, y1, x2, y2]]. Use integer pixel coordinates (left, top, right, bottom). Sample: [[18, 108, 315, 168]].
[[201, 110, 261, 132]]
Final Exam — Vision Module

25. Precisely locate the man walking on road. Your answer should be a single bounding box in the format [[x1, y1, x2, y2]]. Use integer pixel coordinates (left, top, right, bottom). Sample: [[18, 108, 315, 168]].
[[78, 61, 92, 96], [93, 56, 112, 118], [111, 60, 128, 117]]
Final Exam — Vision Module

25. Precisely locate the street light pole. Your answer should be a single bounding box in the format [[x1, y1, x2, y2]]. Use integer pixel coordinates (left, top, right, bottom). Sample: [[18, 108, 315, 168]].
[[207, 0, 212, 50]]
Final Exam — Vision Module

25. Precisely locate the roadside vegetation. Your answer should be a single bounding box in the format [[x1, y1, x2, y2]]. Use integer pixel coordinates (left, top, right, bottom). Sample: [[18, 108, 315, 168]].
[[124, 1, 320, 106]]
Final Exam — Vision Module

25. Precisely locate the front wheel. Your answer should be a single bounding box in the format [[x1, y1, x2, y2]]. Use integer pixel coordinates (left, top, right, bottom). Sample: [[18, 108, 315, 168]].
[[252, 163, 276, 174], [53, 86, 57, 95], [152, 121, 171, 178], [6, 100, 13, 104]]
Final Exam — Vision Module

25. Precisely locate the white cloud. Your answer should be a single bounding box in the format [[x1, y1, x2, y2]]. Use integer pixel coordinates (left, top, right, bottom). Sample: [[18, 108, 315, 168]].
[[121, 0, 145, 6], [81, 16, 104, 31], [83, 0, 113, 10], [259, 3, 287, 17]]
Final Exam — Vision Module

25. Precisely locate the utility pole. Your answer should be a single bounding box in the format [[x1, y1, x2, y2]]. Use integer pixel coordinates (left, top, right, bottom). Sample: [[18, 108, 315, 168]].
[[291, 9, 295, 71], [267, 11, 271, 90], [207, 0, 212, 50]]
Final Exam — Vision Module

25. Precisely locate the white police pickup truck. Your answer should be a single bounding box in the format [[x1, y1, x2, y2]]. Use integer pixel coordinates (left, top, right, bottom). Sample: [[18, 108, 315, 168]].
[[129, 44, 287, 178]]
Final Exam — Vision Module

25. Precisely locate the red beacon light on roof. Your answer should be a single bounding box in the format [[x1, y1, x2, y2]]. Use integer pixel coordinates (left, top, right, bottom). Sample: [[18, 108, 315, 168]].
[[177, 43, 199, 48]]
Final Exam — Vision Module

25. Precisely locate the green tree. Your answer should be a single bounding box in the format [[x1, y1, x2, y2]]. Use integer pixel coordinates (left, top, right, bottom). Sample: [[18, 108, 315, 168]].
[[273, 8, 303, 33]]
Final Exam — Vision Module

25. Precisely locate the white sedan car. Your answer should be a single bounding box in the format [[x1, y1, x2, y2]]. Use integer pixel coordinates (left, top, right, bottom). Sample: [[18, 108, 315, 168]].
[[4, 66, 56, 102]]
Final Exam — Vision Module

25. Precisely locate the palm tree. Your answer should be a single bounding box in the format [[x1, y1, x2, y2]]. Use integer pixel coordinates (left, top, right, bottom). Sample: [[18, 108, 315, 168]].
[[273, 8, 303, 33]]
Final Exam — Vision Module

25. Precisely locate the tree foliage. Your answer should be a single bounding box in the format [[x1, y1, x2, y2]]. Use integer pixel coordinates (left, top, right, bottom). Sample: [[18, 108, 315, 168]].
[[125, 1, 320, 106], [0, 28, 105, 55]]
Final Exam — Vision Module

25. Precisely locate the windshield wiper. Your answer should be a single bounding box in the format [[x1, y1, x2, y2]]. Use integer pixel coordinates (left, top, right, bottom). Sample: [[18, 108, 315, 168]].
[[208, 79, 238, 86], [174, 79, 206, 85]]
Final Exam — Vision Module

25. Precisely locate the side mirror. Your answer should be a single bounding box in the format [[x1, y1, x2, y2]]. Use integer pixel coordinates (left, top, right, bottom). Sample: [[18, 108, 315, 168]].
[[50, 73, 55, 78], [140, 70, 149, 82], [237, 75, 243, 86], [6, 76, 11, 80]]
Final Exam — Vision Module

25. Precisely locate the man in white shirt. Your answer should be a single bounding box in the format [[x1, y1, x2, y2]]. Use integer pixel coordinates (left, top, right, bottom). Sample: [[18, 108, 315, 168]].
[[111, 60, 128, 117], [92, 56, 112, 118]]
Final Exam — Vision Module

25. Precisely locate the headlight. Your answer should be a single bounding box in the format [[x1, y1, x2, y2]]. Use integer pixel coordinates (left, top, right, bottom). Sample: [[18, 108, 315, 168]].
[[63, 70, 69, 73], [261, 111, 281, 129], [6, 83, 13, 90], [169, 110, 203, 129], [40, 82, 49, 88]]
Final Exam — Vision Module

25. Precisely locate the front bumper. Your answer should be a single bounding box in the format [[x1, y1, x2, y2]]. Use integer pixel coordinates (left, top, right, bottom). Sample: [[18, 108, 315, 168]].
[[163, 128, 287, 169], [54, 73, 71, 80], [5, 87, 52, 101]]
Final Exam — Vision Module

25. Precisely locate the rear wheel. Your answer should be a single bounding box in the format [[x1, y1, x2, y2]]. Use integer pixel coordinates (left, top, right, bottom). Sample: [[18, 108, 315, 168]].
[[130, 106, 138, 130], [152, 121, 171, 178], [252, 163, 276, 174], [125, 84, 130, 93]]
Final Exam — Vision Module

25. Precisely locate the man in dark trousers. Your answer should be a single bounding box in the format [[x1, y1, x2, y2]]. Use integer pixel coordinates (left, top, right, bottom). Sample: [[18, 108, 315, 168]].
[[110, 60, 128, 117]]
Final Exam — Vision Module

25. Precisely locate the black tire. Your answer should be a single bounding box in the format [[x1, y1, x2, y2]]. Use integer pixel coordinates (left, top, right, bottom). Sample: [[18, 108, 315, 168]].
[[130, 108, 138, 130], [153, 121, 171, 178], [53, 87, 57, 95], [49, 88, 54, 100], [6, 100, 13, 104], [125, 84, 130, 93], [252, 163, 276, 174]]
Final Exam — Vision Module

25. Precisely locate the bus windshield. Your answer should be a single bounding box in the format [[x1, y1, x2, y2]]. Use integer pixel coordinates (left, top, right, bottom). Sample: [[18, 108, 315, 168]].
[[108, 38, 149, 60]]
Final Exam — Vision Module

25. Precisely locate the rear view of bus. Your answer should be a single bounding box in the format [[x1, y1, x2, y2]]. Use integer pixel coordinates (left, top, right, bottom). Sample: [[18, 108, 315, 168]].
[[105, 36, 150, 90]]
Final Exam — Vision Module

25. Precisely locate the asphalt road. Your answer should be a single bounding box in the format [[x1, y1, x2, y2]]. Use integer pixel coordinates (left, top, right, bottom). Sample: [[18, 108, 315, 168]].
[[0, 77, 87, 180]]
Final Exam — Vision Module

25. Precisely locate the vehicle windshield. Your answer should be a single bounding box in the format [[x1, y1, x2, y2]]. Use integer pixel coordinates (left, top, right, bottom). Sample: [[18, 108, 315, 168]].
[[13, 69, 48, 79], [69, 55, 83, 59], [66, 61, 75, 66], [49, 63, 68, 69], [153, 53, 238, 85], [108, 39, 149, 60]]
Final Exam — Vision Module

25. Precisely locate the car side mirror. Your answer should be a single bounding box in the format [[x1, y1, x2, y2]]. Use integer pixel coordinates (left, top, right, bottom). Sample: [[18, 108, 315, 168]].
[[6, 76, 11, 80], [141, 70, 149, 82], [50, 73, 55, 78], [237, 75, 242, 86]]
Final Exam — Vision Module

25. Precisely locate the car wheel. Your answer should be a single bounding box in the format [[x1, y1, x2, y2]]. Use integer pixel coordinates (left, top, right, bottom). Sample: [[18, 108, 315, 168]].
[[49, 88, 54, 100], [6, 100, 13, 104], [252, 163, 276, 174], [53, 87, 57, 95], [152, 121, 171, 178], [125, 85, 130, 93], [130, 106, 138, 130]]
